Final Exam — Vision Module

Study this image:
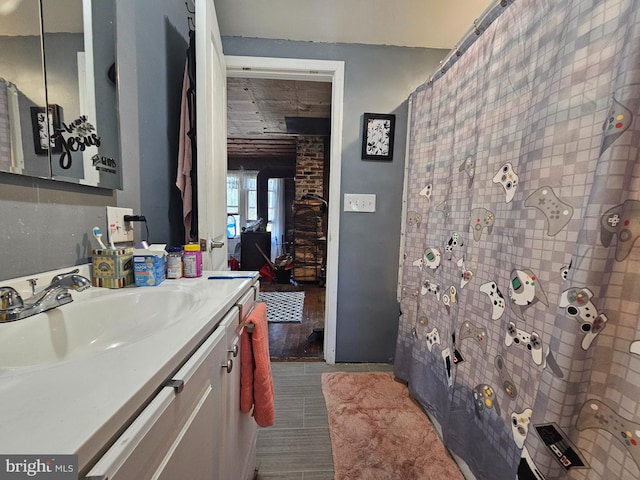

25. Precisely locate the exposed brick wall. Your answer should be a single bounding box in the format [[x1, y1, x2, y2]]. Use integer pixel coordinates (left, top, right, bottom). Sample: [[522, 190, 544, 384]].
[[295, 136, 325, 199]]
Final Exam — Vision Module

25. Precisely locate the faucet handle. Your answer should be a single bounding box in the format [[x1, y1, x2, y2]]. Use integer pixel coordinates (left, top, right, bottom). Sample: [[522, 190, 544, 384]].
[[50, 268, 80, 285], [0, 287, 24, 310], [27, 278, 38, 295]]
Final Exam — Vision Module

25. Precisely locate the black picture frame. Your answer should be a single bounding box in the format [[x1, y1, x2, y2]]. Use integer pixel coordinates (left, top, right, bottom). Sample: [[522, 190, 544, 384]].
[[30, 104, 62, 155], [361, 113, 395, 161]]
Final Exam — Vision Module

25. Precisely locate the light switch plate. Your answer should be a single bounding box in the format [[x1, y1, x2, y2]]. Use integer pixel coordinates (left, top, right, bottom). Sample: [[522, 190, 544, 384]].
[[344, 193, 376, 212], [106, 206, 134, 243]]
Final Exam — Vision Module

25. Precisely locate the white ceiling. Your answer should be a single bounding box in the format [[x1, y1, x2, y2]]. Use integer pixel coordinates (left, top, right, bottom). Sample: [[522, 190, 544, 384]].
[[214, 0, 493, 49]]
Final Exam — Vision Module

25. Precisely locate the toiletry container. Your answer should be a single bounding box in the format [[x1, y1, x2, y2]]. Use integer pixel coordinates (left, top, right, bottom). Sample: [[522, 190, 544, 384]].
[[133, 246, 166, 287], [167, 247, 183, 279], [183, 243, 202, 278], [91, 248, 134, 288]]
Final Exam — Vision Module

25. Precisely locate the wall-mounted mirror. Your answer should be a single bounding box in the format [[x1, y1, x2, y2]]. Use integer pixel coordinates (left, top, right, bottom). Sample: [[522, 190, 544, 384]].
[[0, 0, 122, 189]]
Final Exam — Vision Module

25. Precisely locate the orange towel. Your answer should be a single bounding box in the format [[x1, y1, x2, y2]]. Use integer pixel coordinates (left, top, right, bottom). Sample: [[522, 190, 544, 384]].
[[240, 302, 275, 427], [240, 324, 254, 413]]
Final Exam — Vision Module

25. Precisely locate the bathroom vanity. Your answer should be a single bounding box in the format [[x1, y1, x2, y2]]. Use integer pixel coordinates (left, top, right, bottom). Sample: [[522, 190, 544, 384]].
[[0, 268, 259, 479]]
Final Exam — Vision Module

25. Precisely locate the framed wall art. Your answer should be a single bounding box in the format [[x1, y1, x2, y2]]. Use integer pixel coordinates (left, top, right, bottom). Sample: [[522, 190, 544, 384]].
[[30, 104, 62, 155], [361, 113, 395, 161]]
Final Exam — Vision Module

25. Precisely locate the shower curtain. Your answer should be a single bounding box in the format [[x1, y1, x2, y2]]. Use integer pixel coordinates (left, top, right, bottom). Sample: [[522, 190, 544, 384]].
[[395, 1, 640, 479]]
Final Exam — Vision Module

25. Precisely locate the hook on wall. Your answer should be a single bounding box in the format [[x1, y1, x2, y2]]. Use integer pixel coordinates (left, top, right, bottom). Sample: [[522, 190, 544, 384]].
[[186, 1, 195, 30]]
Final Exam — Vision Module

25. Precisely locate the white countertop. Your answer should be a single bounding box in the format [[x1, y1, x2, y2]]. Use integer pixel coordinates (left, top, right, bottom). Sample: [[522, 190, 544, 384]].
[[0, 271, 258, 474]]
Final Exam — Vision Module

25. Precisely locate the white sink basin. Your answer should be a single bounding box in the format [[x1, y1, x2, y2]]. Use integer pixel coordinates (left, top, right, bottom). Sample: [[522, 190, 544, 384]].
[[0, 287, 201, 368]]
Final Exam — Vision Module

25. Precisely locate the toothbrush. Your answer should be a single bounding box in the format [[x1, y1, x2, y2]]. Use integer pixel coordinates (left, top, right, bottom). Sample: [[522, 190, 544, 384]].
[[108, 224, 116, 249], [92, 226, 107, 249]]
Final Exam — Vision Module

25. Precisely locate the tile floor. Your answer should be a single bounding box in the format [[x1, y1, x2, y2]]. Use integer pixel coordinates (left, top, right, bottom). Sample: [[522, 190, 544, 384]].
[[255, 361, 394, 479]]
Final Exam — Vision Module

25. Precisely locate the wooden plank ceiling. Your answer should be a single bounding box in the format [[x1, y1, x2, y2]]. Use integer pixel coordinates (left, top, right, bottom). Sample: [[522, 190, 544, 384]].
[[226, 77, 331, 159]]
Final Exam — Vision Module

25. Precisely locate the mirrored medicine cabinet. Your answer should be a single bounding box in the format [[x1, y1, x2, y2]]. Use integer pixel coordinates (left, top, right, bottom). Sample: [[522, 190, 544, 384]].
[[0, 0, 122, 189]]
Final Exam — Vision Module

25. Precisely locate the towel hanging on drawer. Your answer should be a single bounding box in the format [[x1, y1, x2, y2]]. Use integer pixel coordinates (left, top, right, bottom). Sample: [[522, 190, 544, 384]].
[[240, 302, 275, 427]]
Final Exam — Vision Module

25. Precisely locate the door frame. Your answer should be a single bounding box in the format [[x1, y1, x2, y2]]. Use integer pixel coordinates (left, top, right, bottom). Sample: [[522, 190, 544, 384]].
[[225, 56, 344, 364]]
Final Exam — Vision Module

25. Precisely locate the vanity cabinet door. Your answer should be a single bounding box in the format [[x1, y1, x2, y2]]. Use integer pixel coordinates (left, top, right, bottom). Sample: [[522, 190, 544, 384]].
[[223, 284, 259, 480], [84, 324, 229, 480]]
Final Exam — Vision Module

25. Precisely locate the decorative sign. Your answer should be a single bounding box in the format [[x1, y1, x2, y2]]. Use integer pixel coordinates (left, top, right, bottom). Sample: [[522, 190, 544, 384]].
[[92, 154, 117, 174], [361, 113, 396, 161], [53, 115, 101, 169], [30, 105, 62, 155]]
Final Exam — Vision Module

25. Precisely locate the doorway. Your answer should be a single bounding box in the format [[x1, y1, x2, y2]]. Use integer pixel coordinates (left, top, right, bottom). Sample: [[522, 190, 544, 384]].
[[225, 56, 344, 363]]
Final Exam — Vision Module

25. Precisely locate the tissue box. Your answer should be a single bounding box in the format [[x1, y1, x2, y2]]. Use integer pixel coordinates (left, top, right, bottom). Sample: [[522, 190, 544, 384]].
[[133, 247, 166, 287], [91, 248, 134, 288]]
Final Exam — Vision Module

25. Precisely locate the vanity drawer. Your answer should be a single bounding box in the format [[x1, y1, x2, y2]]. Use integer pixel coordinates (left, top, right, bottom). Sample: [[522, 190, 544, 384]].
[[236, 280, 259, 321]]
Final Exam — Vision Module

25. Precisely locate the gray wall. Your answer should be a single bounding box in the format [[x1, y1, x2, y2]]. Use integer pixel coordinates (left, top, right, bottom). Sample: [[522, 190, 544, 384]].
[[221, 37, 446, 362], [116, 0, 189, 247]]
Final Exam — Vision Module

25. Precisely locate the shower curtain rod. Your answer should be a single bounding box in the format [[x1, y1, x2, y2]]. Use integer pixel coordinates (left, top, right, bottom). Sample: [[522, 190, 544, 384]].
[[427, 0, 513, 85]]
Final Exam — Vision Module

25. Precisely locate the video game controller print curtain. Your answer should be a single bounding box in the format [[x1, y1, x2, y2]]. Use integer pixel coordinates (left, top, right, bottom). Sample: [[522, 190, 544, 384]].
[[394, 1, 640, 479]]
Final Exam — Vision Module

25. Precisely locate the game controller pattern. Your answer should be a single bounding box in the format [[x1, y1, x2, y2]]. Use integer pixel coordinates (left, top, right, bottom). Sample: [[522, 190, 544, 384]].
[[442, 347, 453, 387], [459, 320, 488, 354], [495, 354, 517, 399], [473, 384, 501, 418], [559, 287, 608, 350], [560, 260, 572, 282], [459, 155, 476, 188], [451, 333, 464, 365], [412, 257, 423, 270], [426, 328, 441, 352], [576, 399, 640, 471], [492, 162, 520, 203], [435, 200, 451, 217], [600, 199, 640, 261], [519, 446, 547, 480], [479, 281, 506, 320], [505, 321, 544, 365], [601, 95, 632, 155], [407, 211, 422, 230], [422, 247, 442, 271], [509, 269, 549, 321], [524, 187, 574, 236], [512, 408, 533, 448], [443, 286, 457, 315], [445, 232, 464, 259], [470, 207, 495, 241], [419, 183, 432, 201], [421, 279, 441, 300], [457, 257, 474, 289], [442, 295, 451, 315]]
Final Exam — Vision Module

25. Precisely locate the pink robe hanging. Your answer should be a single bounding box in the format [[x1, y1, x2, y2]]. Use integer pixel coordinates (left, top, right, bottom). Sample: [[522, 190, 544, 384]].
[[176, 61, 193, 242]]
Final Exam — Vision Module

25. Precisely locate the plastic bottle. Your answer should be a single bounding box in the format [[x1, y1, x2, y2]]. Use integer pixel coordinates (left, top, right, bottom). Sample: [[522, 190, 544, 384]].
[[183, 243, 202, 278], [166, 246, 183, 279]]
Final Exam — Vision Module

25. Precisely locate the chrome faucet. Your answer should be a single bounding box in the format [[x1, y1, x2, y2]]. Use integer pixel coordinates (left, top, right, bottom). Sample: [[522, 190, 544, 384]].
[[0, 269, 91, 322]]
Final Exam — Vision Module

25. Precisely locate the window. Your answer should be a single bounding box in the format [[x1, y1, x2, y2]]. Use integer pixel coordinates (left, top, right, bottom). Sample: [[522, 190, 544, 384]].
[[226, 171, 258, 238]]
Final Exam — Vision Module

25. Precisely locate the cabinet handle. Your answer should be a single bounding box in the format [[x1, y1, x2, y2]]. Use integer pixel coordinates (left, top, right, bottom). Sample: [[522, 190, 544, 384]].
[[228, 344, 239, 358], [165, 379, 184, 394], [221, 358, 233, 373]]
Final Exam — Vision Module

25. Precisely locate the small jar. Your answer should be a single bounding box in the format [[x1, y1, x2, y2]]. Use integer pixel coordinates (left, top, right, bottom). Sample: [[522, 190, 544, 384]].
[[166, 247, 183, 279], [183, 243, 202, 278]]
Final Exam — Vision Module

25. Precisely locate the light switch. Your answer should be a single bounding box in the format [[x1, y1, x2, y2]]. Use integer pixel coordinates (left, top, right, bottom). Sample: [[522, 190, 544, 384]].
[[106, 206, 134, 243], [344, 193, 376, 212]]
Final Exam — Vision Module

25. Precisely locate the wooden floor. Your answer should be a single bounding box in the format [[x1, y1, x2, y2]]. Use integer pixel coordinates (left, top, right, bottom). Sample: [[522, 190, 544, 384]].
[[259, 279, 325, 360]]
